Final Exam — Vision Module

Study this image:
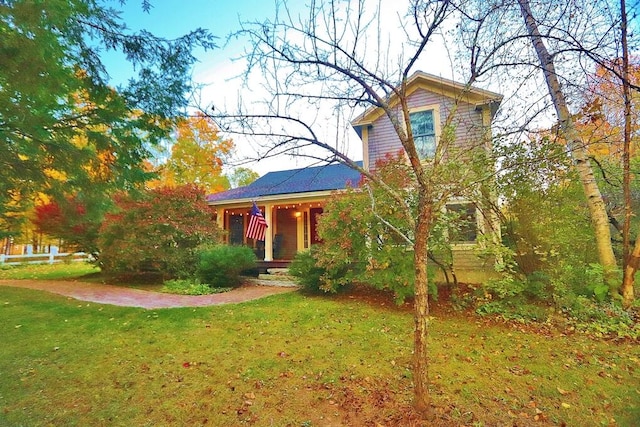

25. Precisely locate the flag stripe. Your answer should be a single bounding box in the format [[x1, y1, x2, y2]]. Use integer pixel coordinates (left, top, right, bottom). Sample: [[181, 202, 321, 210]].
[[246, 202, 268, 241]]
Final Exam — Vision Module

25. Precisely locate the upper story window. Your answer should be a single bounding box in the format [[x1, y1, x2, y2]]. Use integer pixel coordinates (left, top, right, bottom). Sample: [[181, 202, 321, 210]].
[[409, 108, 437, 159]]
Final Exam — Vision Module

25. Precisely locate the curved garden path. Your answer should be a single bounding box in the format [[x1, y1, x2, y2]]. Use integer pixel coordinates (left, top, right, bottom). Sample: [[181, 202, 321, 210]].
[[0, 279, 298, 309]]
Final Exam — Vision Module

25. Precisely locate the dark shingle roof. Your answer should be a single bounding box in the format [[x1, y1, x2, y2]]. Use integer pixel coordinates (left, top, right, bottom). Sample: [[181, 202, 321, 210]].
[[207, 162, 363, 203]]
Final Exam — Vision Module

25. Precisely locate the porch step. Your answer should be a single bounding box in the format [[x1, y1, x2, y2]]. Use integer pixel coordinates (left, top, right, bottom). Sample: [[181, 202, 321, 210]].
[[258, 272, 295, 282], [247, 273, 298, 288], [266, 268, 290, 276]]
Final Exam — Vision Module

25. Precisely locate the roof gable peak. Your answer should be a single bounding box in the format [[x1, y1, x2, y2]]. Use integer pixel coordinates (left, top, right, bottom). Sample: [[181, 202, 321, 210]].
[[352, 71, 502, 126]]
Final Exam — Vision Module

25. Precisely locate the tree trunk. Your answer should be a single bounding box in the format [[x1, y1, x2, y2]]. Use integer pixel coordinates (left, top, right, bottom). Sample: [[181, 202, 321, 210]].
[[619, 0, 635, 307], [623, 233, 639, 307], [518, 0, 618, 291], [412, 193, 433, 418]]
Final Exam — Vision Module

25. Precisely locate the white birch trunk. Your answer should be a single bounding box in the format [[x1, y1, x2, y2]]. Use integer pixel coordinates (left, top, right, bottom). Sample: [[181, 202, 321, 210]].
[[518, 0, 618, 290]]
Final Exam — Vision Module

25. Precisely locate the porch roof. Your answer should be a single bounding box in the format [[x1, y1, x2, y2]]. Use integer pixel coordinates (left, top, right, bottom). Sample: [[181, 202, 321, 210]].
[[207, 161, 363, 205]]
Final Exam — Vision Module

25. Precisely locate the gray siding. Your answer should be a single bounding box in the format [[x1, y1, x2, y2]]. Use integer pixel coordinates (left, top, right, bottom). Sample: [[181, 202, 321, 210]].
[[367, 88, 487, 169]]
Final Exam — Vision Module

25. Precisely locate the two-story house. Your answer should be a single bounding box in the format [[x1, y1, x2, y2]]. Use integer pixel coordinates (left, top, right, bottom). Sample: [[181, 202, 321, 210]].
[[207, 71, 502, 280]]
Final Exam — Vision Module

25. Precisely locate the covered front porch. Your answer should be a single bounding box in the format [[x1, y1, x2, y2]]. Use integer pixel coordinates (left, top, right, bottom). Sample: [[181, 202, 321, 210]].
[[214, 200, 324, 261], [206, 162, 362, 262]]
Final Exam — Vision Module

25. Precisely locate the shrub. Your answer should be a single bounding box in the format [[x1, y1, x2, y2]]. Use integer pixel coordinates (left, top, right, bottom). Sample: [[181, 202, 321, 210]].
[[161, 278, 231, 295], [288, 249, 323, 292], [497, 139, 598, 278], [98, 185, 221, 278], [197, 245, 256, 287], [561, 297, 640, 340], [313, 154, 439, 303], [289, 247, 348, 294], [475, 300, 550, 322], [483, 275, 527, 300]]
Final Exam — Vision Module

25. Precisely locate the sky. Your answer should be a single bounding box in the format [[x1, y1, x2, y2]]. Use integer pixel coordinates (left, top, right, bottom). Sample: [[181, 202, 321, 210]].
[[102, 1, 462, 176], [100, 1, 639, 177], [105, 0, 636, 175], [103, 0, 319, 175]]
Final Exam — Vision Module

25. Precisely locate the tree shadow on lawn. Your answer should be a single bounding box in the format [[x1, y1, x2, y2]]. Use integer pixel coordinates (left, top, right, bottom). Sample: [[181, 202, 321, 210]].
[[316, 282, 457, 316], [77, 271, 262, 294], [78, 271, 166, 291]]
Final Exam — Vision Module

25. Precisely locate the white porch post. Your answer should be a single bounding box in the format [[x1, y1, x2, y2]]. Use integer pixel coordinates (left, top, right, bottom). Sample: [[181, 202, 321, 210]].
[[264, 203, 273, 261]]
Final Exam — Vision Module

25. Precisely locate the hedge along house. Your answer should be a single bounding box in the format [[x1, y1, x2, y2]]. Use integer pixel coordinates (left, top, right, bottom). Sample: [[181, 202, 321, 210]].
[[206, 162, 362, 264], [350, 71, 503, 282]]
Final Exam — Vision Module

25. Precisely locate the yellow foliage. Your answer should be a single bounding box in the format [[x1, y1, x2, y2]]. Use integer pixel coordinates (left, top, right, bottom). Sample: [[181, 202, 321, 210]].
[[577, 61, 640, 159], [149, 112, 234, 193]]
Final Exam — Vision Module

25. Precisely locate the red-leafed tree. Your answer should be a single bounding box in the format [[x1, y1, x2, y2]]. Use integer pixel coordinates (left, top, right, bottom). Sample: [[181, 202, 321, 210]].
[[32, 196, 101, 253], [97, 184, 222, 277]]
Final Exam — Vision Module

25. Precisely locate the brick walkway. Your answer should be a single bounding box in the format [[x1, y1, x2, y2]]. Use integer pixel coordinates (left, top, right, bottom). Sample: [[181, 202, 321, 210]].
[[0, 279, 298, 309]]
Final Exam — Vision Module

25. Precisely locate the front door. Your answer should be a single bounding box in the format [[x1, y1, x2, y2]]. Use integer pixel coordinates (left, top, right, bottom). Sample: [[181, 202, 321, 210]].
[[229, 214, 244, 245], [275, 208, 298, 259]]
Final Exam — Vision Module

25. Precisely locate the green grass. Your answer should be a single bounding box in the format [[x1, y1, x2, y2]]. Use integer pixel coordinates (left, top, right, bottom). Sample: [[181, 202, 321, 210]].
[[0, 263, 168, 291], [0, 262, 98, 280], [0, 281, 638, 426]]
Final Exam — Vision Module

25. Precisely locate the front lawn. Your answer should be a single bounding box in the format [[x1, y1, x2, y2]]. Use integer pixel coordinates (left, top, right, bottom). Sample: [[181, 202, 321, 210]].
[[0, 262, 98, 280], [0, 282, 638, 426]]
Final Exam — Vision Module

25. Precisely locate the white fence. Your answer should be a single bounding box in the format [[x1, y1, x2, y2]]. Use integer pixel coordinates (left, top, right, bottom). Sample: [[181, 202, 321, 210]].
[[0, 252, 90, 266]]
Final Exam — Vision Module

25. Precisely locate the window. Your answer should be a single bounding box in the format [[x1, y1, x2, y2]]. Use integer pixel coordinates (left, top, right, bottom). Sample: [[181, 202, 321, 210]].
[[409, 109, 436, 159], [447, 203, 478, 242]]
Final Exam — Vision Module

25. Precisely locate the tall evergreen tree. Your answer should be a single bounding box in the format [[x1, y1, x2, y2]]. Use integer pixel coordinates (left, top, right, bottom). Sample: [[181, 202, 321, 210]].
[[0, 0, 216, 237]]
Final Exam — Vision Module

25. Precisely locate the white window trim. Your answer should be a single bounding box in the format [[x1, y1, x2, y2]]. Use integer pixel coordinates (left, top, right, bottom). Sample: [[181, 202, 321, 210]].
[[405, 104, 442, 159]]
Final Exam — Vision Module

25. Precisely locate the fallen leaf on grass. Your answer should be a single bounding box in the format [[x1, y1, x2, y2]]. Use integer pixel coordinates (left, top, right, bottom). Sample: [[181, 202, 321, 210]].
[[557, 387, 570, 395]]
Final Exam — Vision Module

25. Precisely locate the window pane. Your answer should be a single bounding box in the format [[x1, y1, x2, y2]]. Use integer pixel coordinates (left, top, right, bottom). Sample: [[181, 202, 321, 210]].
[[447, 203, 477, 242], [410, 110, 435, 159], [415, 135, 436, 158], [410, 110, 434, 136]]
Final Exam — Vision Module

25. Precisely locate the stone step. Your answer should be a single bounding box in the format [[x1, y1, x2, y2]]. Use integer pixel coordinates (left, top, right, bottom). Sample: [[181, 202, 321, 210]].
[[258, 273, 296, 282], [266, 268, 290, 276]]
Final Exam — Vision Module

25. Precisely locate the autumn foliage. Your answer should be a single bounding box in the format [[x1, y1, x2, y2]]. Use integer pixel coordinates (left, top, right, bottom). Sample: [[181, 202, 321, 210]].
[[32, 197, 101, 253], [578, 60, 640, 158], [298, 154, 440, 302], [97, 184, 221, 277], [149, 112, 234, 193]]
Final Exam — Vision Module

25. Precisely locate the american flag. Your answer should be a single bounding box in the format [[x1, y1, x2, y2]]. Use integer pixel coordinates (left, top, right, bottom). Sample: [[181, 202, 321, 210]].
[[246, 202, 268, 241]]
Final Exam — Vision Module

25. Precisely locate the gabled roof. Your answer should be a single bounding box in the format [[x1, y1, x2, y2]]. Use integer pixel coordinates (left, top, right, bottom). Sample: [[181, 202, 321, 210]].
[[351, 71, 503, 127], [207, 162, 363, 204]]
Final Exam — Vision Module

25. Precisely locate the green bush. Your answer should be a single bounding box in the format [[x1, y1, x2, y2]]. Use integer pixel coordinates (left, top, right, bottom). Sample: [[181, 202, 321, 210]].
[[197, 245, 256, 287], [312, 155, 440, 303], [551, 263, 619, 302], [524, 271, 552, 299], [475, 300, 550, 322], [289, 247, 346, 294], [161, 278, 231, 295], [288, 249, 322, 292], [483, 275, 527, 300]]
